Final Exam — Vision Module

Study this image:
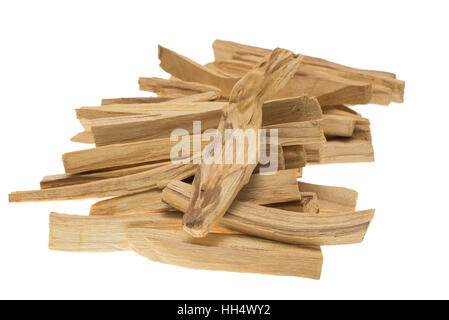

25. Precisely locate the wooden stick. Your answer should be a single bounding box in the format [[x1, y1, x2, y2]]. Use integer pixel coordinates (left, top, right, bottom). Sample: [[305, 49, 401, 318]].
[[89, 169, 301, 216], [101, 96, 172, 105], [9, 163, 196, 202], [298, 181, 358, 213], [212, 39, 405, 103], [48, 212, 237, 253], [162, 180, 375, 245], [138, 77, 221, 97], [128, 227, 323, 279], [158, 45, 238, 97], [40, 161, 169, 189], [63, 121, 322, 175], [183, 48, 302, 237]]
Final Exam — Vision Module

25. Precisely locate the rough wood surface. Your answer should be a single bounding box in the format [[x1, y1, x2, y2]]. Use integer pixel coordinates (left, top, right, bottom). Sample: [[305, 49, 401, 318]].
[[90, 169, 300, 216], [212, 39, 405, 104], [163, 180, 374, 245], [101, 96, 173, 105], [183, 48, 302, 237], [127, 227, 323, 279], [138, 77, 221, 98], [9, 163, 195, 202]]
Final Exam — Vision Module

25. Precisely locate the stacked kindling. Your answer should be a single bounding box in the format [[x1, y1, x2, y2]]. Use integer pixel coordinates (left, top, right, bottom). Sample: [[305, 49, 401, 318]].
[[9, 40, 404, 280]]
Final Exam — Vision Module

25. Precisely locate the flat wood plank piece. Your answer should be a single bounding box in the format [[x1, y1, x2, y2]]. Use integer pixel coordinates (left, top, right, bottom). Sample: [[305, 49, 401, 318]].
[[163, 180, 374, 245], [183, 48, 302, 237], [127, 227, 323, 279]]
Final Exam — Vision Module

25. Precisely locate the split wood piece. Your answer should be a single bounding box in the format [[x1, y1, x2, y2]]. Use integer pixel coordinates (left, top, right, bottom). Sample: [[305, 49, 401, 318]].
[[102, 96, 173, 105], [211, 52, 393, 105], [9, 163, 196, 202], [43, 142, 293, 190], [298, 182, 358, 213], [71, 131, 94, 144], [265, 192, 319, 214], [63, 121, 322, 175], [90, 169, 301, 216], [49, 212, 181, 252], [184, 49, 303, 237], [127, 227, 323, 279], [305, 139, 374, 164], [76, 101, 226, 120], [162, 181, 375, 245], [283, 145, 307, 169], [138, 77, 221, 98], [79, 95, 321, 148], [40, 161, 169, 189], [49, 212, 235, 253], [158, 45, 238, 97], [160, 44, 372, 106], [208, 60, 374, 106], [321, 114, 357, 137], [212, 39, 405, 103]]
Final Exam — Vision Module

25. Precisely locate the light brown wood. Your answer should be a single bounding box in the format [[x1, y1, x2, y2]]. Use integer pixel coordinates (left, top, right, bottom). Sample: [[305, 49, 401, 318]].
[[138, 77, 221, 98], [158, 45, 238, 97], [9, 163, 195, 202], [101, 96, 173, 105], [183, 48, 302, 237], [127, 227, 323, 279], [86, 95, 321, 147], [212, 39, 405, 104], [163, 180, 374, 245], [40, 161, 169, 189], [49, 212, 238, 253], [298, 181, 358, 213], [63, 121, 323, 175], [89, 169, 301, 216]]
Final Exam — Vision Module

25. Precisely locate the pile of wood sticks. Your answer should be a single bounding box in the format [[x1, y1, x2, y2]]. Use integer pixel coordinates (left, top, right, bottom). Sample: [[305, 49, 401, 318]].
[[9, 40, 404, 279]]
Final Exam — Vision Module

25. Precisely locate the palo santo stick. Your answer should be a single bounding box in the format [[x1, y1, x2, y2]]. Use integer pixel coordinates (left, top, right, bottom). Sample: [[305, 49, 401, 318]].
[[88, 95, 321, 147], [40, 161, 168, 189], [76, 101, 226, 120], [63, 121, 322, 175], [184, 48, 302, 237], [298, 181, 358, 213], [158, 45, 238, 97], [9, 163, 195, 202], [321, 114, 357, 137], [49, 212, 182, 252], [90, 169, 301, 216], [127, 227, 323, 279], [212, 39, 405, 103], [101, 96, 173, 105], [138, 77, 221, 97], [163, 181, 374, 245], [161, 44, 372, 106]]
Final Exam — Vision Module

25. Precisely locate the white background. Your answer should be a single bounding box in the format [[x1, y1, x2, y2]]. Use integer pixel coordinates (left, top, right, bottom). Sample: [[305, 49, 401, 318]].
[[1, 0, 448, 299]]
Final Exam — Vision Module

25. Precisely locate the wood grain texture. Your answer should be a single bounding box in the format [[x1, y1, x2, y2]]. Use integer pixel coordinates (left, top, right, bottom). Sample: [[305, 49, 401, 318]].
[[184, 48, 303, 237], [9, 163, 195, 202], [127, 227, 323, 279], [90, 169, 301, 216], [212, 39, 405, 104], [163, 180, 374, 245], [138, 77, 221, 98]]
